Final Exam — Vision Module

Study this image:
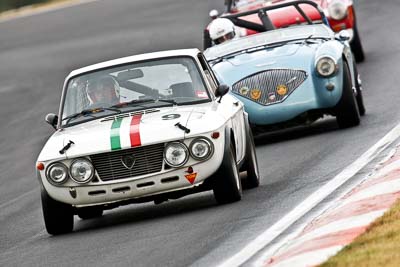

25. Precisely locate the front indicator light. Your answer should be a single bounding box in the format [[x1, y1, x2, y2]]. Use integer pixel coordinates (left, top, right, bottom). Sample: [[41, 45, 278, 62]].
[[37, 162, 45, 171]]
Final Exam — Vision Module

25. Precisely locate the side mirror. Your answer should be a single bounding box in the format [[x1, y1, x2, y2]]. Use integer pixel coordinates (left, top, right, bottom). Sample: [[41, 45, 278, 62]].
[[336, 30, 350, 42], [215, 84, 230, 103], [45, 113, 58, 130], [209, 9, 219, 19]]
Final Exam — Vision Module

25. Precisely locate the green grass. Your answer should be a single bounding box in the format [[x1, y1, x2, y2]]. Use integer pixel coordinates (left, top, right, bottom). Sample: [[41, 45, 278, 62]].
[[0, 0, 48, 12], [320, 198, 400, 267]]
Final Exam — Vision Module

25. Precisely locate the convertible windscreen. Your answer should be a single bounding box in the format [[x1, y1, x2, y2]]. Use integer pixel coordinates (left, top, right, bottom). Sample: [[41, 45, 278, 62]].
[[205, 24, 332, 60], [61, 57, 210, 126]]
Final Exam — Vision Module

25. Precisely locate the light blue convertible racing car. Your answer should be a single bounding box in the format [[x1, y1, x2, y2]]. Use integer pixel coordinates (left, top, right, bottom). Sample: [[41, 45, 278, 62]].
[[204, 0, 365, 133]]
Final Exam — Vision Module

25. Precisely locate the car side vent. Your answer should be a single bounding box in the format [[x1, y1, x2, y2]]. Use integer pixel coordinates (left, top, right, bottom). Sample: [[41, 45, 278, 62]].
[[101, 109, 160, 122]]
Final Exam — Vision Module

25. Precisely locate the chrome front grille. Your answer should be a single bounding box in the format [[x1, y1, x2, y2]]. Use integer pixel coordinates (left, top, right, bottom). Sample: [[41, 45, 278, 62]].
[[90, 143, 165, 181], [232, 69, 307, 106]]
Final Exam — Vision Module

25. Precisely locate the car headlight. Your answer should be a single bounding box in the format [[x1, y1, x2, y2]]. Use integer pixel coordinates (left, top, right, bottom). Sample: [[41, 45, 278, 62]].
[[189, 138, 214, 161], [316, 57, 337, 77], [46, 162, 68, 185], [70, 158, 94, 184], [164, 142, 189, 167], [328, 0, 348, 20]]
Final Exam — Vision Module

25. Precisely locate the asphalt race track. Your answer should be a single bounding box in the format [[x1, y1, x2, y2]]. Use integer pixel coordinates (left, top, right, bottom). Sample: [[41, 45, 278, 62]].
[[1, 0, 400, 266]]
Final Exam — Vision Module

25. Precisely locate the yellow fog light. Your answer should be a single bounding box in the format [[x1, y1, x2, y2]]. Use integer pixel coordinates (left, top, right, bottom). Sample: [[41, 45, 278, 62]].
[[276, 85, 288, 96]]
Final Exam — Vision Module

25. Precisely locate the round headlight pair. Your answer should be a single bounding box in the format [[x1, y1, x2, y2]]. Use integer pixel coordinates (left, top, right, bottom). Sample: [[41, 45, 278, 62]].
[[46, 158, 94, 185], [164, 138, 214, 167], [46, 163, 68, 185], [189, 138, 213, 161], [316, 57, 337, 77], [70, 158, 94, 184], [328, 0, 348, 21], [164, 142, 189, 167]]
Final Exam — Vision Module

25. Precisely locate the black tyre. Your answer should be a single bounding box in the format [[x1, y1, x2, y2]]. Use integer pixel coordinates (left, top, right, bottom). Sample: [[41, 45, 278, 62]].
[[213, 143, 242, 204], [77, 207, 103, 220], [350, 26, 365, 63], [335, 61, 361, 128], [353, 63, 366, 116], [243, 123, 260, 189], [41, 189, 74, 235]]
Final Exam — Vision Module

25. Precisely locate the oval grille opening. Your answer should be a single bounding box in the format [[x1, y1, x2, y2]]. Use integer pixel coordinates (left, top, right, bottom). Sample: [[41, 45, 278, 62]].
[[232, 69, 307, 106]]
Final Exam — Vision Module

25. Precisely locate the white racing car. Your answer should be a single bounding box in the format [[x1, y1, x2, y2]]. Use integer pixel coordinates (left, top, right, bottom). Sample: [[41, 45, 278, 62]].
[[36, 49, 259, 235]]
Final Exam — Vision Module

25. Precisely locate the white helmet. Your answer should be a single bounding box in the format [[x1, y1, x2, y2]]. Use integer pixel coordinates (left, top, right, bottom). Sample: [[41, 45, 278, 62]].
[[86, 75, 120, 105], [209, 18, 236, 45]]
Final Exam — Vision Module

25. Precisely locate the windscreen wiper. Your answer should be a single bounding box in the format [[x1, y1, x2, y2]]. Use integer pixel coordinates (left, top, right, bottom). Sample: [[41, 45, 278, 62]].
[[157, 99, 178, 105], [112, 98, 156, 108], [62, 107, 121, 124]]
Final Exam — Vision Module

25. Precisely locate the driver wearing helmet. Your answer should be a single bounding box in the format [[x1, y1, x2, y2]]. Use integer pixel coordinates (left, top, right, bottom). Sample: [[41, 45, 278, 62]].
[[86, 76, 120, 107], [208, 18, 238, 45]]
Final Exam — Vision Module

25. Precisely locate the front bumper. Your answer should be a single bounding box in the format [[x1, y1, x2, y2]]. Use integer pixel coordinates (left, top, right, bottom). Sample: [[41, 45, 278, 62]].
[[39, 141, 225, 207], [237, 72, 344, 126]]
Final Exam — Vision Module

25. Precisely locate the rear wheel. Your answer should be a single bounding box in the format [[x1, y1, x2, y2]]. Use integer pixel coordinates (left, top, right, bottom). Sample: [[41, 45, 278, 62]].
[[351, 26, 365, 63], [41, 189, 74, 235], [213, 143, 242, 204], [335, 61, 361, 128], [77, 207, 103, 220]]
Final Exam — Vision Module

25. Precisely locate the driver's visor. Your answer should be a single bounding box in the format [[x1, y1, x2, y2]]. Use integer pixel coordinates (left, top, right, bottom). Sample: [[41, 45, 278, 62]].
[[214, 32, 235, 44]]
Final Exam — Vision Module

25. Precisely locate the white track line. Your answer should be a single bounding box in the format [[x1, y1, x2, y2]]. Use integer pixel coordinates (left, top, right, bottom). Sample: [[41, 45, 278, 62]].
[[217, 122, 400, 267]]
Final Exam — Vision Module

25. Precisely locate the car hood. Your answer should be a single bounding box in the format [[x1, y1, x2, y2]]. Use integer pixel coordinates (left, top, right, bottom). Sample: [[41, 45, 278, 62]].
[[212, 43, 317, 86], [38, 103, 227, 161]]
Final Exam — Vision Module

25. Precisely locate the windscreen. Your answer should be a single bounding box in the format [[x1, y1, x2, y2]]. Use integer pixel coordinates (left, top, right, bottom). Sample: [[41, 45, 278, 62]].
[[61, 57, 210, 126]]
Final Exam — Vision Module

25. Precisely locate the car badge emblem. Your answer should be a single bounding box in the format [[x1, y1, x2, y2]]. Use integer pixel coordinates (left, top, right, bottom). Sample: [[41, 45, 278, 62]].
[[276, 84, 288, 96], [268, 93, 276, 101], [250, 89, 262, 100], [239, 86, 250, 95], [121, 155, 136, 170]]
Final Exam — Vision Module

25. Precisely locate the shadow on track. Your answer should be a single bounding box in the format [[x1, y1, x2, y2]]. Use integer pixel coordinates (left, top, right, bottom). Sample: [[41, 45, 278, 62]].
[[254, 117, 341, 146]]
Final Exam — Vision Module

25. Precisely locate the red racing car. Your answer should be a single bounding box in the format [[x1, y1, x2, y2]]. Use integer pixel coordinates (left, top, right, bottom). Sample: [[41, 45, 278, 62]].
[[205, 0, 364, 62]]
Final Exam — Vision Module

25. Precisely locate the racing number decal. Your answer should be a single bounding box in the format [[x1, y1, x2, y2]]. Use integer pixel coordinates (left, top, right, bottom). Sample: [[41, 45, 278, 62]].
[[110, 115, 142, 150], [110, 118, 123, 150], [130, 114, 142, 147]]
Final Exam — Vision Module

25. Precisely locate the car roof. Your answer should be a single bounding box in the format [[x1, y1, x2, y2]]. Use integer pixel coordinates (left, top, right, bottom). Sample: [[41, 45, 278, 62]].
[[67, 48, 201, 79]]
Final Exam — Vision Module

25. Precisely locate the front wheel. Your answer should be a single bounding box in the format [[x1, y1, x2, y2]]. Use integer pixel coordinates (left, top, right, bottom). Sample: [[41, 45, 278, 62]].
[[353, 63, 366, 116], [41, 189, 74, 235], [335, 61, 361, 128], [243, 124, 260, 189], [213, 144, 242, 204], [350, 26, 365, 63]]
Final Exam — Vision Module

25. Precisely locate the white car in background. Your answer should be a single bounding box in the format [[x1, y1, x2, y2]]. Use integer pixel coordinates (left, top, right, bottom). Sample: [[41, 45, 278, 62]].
[[36, 49, 259, 235]]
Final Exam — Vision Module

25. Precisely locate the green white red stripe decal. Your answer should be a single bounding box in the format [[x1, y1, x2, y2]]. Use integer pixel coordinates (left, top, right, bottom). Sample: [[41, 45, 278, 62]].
[[110, 118, 122, 150], [110, 115, 142, 150], [130, 114, 142, 147]]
